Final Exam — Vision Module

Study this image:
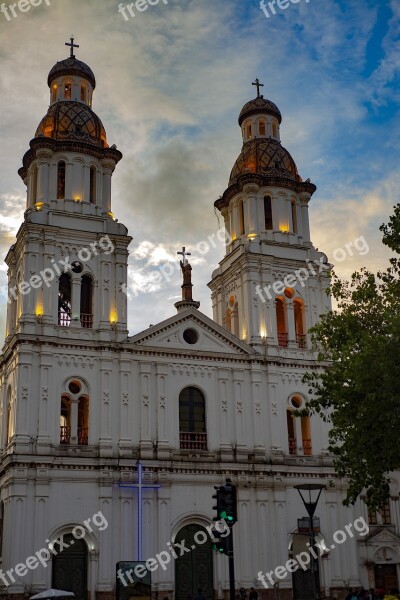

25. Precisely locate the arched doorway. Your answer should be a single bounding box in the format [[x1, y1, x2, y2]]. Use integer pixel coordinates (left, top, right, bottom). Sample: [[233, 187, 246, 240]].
[[52, 534, 88, 600], [175, 524, 213, 600]]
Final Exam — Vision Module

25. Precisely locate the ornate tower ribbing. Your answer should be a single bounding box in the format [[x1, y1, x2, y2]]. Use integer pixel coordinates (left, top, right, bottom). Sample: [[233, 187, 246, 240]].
[[209, 87, 331, 352]]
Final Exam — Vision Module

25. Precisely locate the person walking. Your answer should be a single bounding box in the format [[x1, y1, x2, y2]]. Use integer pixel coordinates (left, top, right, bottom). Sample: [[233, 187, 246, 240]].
[[249, 587, 259, 600]]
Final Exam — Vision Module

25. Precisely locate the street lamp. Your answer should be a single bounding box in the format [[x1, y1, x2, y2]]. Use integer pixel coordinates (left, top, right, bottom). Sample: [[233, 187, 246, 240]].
[[294, 484, 325, 600]]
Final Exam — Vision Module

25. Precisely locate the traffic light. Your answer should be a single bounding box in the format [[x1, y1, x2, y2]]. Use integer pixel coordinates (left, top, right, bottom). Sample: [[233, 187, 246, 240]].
[[212, 485, 224, 523], [212, 529, 228, 555], [212, 479, 237, 525], [219, 479, 237, 525]]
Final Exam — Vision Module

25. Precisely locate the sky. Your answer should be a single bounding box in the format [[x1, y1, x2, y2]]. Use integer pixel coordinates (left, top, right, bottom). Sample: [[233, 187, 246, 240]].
[[0, 0, 399, 336]]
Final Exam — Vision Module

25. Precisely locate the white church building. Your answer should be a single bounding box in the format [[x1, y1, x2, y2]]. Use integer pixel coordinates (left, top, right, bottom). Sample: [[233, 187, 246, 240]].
[[1, 43, 399, 600]]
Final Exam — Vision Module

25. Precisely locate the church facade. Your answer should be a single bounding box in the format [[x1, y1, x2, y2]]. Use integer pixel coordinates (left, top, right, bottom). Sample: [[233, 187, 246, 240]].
[[0, 45, 400, 600]]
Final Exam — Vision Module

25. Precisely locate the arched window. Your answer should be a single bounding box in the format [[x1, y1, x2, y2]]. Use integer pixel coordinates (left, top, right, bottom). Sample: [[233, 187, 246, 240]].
[[78, 396, 89, 445], [246, 123, 252, 140], [287, 409, 296, 455], [264, 196, 273, 230], [60, 381, 90, 446], [272, 122, 278, 138], [60, 395, 71, 444], [276, 297, 288, 347], [238, 199, 245, 236], [32, 166, 38, 205], [291, 201, 298, 233], [179, 387, 207, 451], [90, 166, 96, 204], [80, 85, 86, 102], [57, 161, 66, 200], [287, 395, 312, 456], [80, 275, 93, 328], [259, 120, 266, 136], [64, 82, 72, 100], [52, 85, 58, 103], [294, 299, 306, 348], [58, 274, 72, 326]]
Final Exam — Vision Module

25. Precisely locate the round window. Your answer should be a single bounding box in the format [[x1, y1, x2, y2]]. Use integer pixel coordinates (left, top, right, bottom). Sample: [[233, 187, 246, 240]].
[[71, 261, 83, 274], [291, 396, 302, 409], [68, 381, 81, 394], [183, 328, 199, 345]]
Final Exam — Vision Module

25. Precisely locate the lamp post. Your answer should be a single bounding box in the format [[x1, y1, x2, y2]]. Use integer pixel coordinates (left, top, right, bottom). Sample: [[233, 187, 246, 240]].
[[294, 484, 325, 600]]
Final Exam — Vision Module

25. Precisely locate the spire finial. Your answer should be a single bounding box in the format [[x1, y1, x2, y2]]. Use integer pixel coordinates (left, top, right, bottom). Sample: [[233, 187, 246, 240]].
[[252, 78, 264, 98], [65, 36, 79, 59]]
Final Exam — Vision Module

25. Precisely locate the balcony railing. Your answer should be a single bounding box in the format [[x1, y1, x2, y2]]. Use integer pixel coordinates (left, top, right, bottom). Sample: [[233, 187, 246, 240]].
[[278, 332, 288, 348], [60, 427, 88, 445], [296, 334, 307, 349], [78, 427, 89, 445], [60, 426, 71, 444], [180, 432, 208, 451], [80, 314, 93, 329], [58, 312, 71, 327], [288, 437, 297, 455], [303, 438, 312, 456]]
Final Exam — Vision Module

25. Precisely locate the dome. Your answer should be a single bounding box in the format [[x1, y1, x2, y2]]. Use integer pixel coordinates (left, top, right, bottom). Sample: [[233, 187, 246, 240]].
[[35, 101, 108, 148], [239, 95, 282, 126], [229, 138, 300, 185], [48, 57, 96, 89]]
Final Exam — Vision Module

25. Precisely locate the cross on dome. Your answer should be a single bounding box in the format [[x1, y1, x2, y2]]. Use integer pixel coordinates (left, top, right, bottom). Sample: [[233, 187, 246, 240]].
[[65, 36, 79, 59], [252, 78, 264, 98]]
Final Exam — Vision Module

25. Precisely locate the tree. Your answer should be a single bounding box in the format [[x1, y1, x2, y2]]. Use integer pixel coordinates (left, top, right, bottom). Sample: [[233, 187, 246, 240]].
[[304, 204, 400, 508]]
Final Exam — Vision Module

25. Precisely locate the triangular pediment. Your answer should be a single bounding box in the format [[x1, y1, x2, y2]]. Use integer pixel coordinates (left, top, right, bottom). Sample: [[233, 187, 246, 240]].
[[366, 527, 400, 545], [129, 308, 257, 356]]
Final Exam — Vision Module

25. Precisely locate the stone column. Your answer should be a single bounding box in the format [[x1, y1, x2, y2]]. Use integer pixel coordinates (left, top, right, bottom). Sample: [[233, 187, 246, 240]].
[[6, 268, 16, 337], [83, 164, 91, 203], [300, 192, 311, 243], [70, 276, 81, 327], [101, 159, 115, 214], [139, 363, 153, 458], [36, 149, 53, 204], [286, 300, 297, 348], [244, 183, 259, 236], [229, 201, 238, 240], [65, 161, 73, 200], [221, 207, 230, 245], [70, 398, 78, 444], [156, 364, 169, 458]]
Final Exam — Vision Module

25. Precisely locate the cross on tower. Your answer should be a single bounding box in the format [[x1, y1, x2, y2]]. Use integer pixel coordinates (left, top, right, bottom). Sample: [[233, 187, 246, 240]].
[[118, 462, 160, 561], [65, 36, 79, 59], [252, 78, 264, 98], [177, 246, 191, 265]]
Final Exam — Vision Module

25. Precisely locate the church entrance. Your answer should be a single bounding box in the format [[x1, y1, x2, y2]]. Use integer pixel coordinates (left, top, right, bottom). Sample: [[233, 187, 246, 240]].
[[175, 524, 213, 600], [374, 564, 398, 593], [52, 534, 88, 600]]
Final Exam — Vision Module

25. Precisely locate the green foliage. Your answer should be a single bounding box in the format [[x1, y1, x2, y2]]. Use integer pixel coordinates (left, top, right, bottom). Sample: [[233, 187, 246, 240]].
[[304, 205, 400, 509]]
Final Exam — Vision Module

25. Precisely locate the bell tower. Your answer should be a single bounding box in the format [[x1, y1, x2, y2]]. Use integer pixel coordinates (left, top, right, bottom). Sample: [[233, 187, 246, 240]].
[[4, 39, 131, 345], [209, 82, 331, 352]]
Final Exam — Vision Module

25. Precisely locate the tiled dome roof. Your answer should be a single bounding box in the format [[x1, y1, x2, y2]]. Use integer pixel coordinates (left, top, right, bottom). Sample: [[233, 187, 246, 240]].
[[35, 101, 108, 148], [48, 57, 96, 89], [229, 138, 300, 185], [239, 96, 282, 126]]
